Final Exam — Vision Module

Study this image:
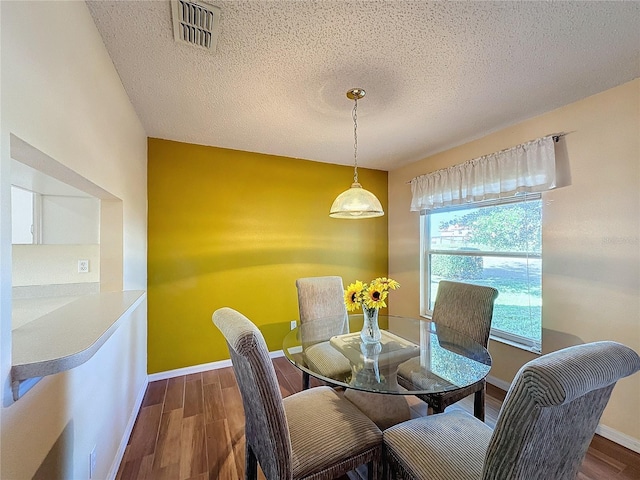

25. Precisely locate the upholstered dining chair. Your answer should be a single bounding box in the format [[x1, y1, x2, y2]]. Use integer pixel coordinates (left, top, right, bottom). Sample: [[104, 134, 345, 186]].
[[212, 307, 382, 480], [296, 276, 351, 390], [384, 341, 640, 480], [397, 280, 498, 420]]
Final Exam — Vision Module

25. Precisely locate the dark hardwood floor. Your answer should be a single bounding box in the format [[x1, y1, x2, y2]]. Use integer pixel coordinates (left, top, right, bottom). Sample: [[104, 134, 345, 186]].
[[116, 358, 640, 480]]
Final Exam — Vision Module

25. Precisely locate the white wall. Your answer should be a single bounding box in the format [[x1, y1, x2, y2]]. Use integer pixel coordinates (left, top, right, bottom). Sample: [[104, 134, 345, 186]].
[[1, 1, 148, 478], [12, 244, 100, 287], [389, 79, 640, 448], [41, 196, 100, 245]]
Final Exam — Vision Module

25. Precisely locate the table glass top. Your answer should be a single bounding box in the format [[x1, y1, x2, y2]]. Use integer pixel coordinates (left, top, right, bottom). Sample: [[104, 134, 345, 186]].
[[282, 315, 492, 395]]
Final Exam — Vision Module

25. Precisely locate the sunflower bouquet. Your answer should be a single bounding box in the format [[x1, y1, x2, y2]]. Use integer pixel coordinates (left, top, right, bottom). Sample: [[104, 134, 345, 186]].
[[344, 277, 400, 312]]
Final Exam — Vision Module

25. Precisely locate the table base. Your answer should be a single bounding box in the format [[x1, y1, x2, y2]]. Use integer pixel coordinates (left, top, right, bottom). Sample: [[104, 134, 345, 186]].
[[343, 389, 410, 430]]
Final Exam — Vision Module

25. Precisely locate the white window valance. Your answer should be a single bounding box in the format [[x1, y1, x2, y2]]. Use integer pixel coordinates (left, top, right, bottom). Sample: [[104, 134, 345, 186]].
[[410, 135, 557, 211]]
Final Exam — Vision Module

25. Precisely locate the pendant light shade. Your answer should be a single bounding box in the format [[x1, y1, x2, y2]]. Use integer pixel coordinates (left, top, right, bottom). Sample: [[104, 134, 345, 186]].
[[329, 88, 384, 219], [329, 182, 384, 218]]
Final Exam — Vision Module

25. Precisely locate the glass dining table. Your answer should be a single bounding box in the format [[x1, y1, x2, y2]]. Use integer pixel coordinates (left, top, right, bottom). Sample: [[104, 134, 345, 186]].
[[282, 314, 492, 428]]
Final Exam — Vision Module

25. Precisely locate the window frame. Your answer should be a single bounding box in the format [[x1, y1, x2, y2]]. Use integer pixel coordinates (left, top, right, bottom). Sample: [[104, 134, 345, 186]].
[[420, 193, 542, 353]]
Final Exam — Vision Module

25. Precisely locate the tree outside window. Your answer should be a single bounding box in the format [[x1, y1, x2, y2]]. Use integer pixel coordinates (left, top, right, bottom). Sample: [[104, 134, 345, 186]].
[[423, 195, 542, 351]]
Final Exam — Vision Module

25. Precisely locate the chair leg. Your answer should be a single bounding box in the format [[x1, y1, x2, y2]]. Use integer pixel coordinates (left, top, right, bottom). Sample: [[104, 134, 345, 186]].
[[474, 387, 485, 422], [367, 459, 376, 480], [382, 446, 391, 480], [245, 442, 258, 480], [302, 371, 310, 390], [384, 446, 403, 480]]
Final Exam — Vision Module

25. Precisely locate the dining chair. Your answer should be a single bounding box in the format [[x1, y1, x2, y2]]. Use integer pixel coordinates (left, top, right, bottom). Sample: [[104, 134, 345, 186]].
[[296, 276, 351, 390], [397, 280, 498, 420], [212, 307, 382, 480], [384, 341, 640, 480]]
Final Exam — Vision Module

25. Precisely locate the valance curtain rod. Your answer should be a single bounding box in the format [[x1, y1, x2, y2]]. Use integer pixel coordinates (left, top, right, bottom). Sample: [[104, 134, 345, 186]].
[[409, 134, 562, 211], [405, 133, 567, 185]]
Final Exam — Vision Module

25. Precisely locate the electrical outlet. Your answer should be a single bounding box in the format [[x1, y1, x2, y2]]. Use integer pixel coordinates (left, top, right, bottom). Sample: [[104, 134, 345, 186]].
[[290, 320, 297, 330], [89, 445, 97, 479], [78, 260, 89, 273]]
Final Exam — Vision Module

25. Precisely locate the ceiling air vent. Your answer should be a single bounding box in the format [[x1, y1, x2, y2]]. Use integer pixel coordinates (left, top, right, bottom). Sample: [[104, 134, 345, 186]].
[[171, 0, 221, 52]]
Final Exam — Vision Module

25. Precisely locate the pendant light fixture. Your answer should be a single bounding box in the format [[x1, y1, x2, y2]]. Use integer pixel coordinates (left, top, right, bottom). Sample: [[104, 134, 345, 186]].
[[329, 88, 384, 219]]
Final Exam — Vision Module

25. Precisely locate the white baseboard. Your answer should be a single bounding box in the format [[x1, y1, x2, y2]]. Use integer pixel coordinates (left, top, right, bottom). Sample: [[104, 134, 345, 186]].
[[486, 375, 640, 454], [148, 358, 233, 382], [486, 375, 511, 392], [148, 350, 285, 382], [107, 376, 149, 480], [596, 423, 640, 454]]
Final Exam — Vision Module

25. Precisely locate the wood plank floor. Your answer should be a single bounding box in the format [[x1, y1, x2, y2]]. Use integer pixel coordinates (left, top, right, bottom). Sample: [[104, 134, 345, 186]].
[[116, 358, 640, 479]]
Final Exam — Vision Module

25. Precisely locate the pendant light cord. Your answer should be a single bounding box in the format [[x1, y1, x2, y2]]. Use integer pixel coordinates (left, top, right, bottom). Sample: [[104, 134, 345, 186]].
[[353, 97, 359, 183], [329, 87, 384, 219]]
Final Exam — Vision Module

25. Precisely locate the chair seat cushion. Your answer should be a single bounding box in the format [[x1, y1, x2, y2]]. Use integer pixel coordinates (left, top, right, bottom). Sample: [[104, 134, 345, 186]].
[[304, 342, 352, 379], [284, 386, 382, 478], [384, 410, 492, 480]]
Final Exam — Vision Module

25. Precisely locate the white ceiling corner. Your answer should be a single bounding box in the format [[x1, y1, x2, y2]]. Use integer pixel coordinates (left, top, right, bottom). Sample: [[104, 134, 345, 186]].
[[86, 0, 640, 171]]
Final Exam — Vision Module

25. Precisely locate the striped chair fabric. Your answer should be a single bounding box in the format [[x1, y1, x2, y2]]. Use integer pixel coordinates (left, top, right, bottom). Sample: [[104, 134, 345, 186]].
[[296, 276, 352, 389], [397, 280, 499, 421], [212, 307, 382, 480], [384, 341, 640, 480]]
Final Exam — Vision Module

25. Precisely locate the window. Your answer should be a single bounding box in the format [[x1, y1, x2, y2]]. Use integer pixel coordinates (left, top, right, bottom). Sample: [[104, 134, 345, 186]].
[[421, 194, 542, 352]]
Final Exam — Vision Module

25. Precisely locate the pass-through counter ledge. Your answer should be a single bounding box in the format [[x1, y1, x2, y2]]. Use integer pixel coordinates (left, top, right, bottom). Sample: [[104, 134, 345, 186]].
[[11, 290, 145, 401]]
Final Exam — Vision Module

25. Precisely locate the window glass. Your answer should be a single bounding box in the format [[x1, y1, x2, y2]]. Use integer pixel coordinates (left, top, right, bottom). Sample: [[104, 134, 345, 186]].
[[422, 195, 542, 352]]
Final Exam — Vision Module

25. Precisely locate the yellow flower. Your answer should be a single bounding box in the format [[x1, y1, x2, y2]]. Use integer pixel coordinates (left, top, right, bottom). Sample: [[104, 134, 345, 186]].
[[344, 281, 364, 312], [364, 282, 388, 309], [343, 277, 400, 311], [377, 277, 400, 290]]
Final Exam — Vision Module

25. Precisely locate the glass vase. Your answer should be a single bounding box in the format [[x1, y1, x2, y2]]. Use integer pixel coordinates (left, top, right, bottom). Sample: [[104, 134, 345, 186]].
[[361, 307, 381, 344]]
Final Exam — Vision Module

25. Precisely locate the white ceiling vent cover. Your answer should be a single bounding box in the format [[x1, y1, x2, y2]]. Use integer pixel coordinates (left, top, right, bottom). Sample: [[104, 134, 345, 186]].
[[171, 0, 221, 52]]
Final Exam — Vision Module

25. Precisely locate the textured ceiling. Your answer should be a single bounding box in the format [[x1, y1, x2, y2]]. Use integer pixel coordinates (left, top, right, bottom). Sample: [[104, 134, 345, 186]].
[[87, 1, 640, 171]]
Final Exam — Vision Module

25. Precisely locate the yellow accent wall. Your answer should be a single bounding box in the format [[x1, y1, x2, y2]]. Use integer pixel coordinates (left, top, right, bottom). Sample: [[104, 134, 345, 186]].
[[148, 139, 388, 373], [388, 79, 640, 444]]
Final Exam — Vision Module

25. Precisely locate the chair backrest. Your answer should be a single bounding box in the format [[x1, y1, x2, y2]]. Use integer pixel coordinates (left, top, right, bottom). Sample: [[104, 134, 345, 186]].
[[484, 341, 640, 480], [432, 280, 498, 347], [296, 276, 349, 344], [212, 307, 292, 480]]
